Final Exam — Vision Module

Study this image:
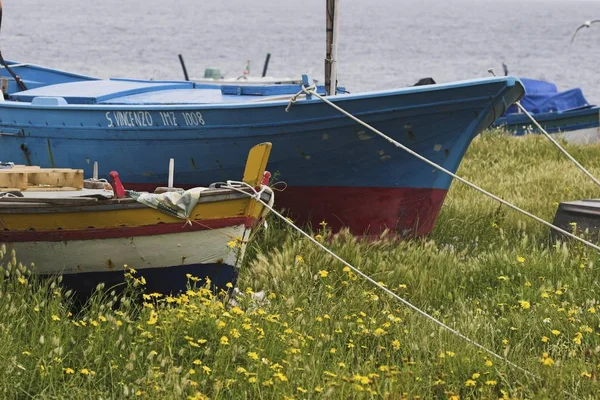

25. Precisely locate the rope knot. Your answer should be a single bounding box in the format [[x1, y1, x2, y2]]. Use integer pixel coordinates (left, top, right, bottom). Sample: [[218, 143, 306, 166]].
[[285, 84, 317, 112]]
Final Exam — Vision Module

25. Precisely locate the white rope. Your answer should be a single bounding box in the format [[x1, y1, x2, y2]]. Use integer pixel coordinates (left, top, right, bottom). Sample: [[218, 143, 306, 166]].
[[224, 180, 580, 397], [284, 85, 600, 254], [487, 69, 600, 189], [285, 84, 316, 113], [514, 102, 600, 189]]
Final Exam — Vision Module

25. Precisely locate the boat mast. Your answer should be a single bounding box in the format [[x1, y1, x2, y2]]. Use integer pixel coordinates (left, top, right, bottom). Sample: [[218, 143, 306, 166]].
[[325, 0, 339, 96]]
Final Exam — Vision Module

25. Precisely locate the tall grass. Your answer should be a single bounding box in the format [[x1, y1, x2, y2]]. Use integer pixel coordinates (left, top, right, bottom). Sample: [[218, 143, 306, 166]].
[[2, 131, 600, 398]]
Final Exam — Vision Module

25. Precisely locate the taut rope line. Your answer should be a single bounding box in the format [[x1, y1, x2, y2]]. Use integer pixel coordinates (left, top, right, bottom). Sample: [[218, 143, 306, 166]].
[[487, 69, 600, 189], [286, 85, 600, 254], [225, 181, 577, 399], [514, 102, 600, 188]]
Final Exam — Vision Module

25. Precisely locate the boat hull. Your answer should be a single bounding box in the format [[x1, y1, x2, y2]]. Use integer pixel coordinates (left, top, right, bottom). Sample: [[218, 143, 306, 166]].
[[0, 77, 524, 235], [5, 224, 246, 296], [494, 106, 600, 144], [0, 184, 270, 295]]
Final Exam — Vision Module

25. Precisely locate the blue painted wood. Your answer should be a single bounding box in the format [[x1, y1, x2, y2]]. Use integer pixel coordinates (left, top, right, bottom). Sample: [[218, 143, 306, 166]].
[[0, 72, 524, 196], [494, 106, 600, 135], [0, 60, 98, 94]]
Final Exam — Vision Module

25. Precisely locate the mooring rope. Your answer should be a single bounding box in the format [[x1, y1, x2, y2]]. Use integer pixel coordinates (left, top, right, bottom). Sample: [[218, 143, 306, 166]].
[[225, 180, 578, 398], [486, 69, 600, 189], [284, 85, 600, 254], [514, 101, 600, 188]]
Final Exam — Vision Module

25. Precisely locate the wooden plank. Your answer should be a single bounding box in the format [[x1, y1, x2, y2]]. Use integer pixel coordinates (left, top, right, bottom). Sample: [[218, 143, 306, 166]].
[[24, 186, 81, 192], [242, 142, 272, 186], [0, 167, 84, 189], [0, 197, 98, 205], [0, 171, 27, 189], [27, 169, 84, 189]]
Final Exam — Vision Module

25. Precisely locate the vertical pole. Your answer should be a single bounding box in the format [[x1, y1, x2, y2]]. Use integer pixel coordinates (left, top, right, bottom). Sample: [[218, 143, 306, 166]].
[[168, 158, 174, 188], [93, 161, 98, 180], [325, 0, 339, 96], [178, 54, 190, 81], [262, 53, 271, 77]]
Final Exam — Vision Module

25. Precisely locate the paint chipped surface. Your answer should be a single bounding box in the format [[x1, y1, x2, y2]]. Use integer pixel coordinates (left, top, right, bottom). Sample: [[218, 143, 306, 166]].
[[378, 150, 391, 161], [357, 130, 373, 141], [433, 144, 442, 152]]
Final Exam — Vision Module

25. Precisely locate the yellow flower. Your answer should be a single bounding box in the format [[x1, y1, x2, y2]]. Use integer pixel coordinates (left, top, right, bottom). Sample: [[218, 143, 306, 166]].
[[220, 336, 230, 346], [517, 256, 525, 263], [273, 372, 288, 382], [472, 372, 480, 379], [541, 336, 549, 343], [581, 371, 592, 378], [373, 328, 386, 337], [541, 357, 554, 366], [295, 255, 304, 264], [147, 310, 158, 325], [518, 300, 531, 310], [18, 277, 27, 285], [485, 380, 497, 386], [314, 386, 323, 393], [80, 368, 90, 375], [63, 367, 75, 374], [391, 340, 400, 351], [247, 352, 259, 360], [465, 379, 476, 387], [330, 348, 336, 354], [248, 377, 257, 383], [551, 330, 561, 336], [297, 387, 307, 393], [318, 270, 329, 278], [51, 315, 60, 321], [189, 369, 196, 375], [484, 360, 493, 367], [193, 359, 202, 366], [22, 351, 31, 356], [202, 366, 211, 375]]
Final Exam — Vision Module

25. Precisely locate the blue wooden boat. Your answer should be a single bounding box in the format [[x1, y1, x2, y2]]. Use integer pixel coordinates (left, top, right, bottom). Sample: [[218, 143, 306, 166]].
[[0, 61, 97, 93], [0, 68, 524, 236], [494, 78, 600, 144]]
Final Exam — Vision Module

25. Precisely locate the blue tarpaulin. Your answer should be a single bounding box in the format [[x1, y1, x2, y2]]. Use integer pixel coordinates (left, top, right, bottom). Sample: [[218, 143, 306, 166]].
[[505, 78, 592, 115]]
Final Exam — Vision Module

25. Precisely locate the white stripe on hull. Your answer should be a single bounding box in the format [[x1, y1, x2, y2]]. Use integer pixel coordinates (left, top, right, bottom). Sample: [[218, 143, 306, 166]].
[[7, 225, 248, 275]]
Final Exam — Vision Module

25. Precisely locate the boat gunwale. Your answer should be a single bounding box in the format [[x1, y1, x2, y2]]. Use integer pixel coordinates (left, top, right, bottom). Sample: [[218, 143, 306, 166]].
[[1, 76, 523, 111], [0, 187, 272, 214]]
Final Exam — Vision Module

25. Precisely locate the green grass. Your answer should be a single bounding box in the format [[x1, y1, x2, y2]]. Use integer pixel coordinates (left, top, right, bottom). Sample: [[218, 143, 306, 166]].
[[3, 131, 600, 399]]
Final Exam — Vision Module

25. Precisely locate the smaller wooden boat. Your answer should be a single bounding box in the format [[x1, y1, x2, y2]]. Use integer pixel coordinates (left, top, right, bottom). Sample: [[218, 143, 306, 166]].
[[0, 143, 273, 296], [494, 78, 600, 144], [552, 199, 600, 241]]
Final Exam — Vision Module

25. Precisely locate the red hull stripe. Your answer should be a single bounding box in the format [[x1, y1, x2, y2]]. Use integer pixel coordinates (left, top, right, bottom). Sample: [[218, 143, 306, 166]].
[[126, 183, 447, 236], [1, 216, 254, 243]]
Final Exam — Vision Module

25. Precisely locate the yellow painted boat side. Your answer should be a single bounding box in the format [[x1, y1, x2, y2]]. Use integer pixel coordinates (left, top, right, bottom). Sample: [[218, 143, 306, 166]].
[[0, 197, 264, 231]]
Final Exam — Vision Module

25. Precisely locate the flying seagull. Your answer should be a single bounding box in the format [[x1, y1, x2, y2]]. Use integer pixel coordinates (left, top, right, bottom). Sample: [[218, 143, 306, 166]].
[[571, 20, 600, 43]]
